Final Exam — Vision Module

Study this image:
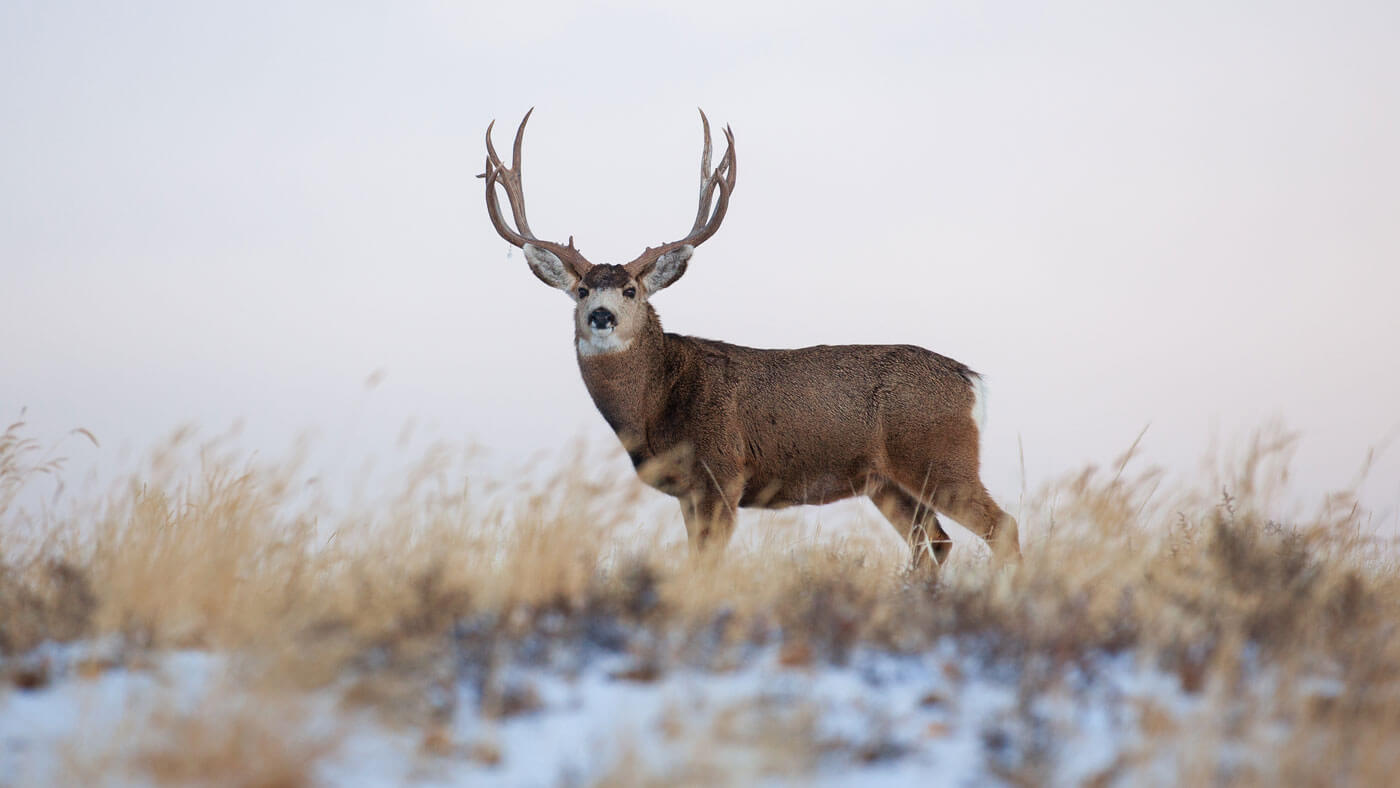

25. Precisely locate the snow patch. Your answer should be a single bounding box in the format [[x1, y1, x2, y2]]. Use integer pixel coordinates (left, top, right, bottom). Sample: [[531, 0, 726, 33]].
[[0, 638, 1297, 786]]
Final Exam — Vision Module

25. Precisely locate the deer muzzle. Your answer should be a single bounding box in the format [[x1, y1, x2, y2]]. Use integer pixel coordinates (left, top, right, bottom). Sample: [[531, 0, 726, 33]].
[[588, 307, 618, 332]]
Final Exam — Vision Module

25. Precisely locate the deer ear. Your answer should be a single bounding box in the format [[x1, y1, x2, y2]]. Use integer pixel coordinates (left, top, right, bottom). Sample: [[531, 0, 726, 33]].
[[523, 244, 578, 291], [641, 245, 693, 293]]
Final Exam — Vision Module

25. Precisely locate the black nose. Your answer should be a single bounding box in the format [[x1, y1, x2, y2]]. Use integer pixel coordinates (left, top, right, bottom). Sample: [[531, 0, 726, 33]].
[[588, 307, 617, 330]]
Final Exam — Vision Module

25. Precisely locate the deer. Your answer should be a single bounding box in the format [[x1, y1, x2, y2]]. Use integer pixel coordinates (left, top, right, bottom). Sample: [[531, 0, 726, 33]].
[[479, 109, 1020, 568]]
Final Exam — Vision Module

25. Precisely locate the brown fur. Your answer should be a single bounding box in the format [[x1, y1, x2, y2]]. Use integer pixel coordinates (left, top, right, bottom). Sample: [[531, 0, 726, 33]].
[[581, 265, 633, 290], [574, 295, 1020, 566]]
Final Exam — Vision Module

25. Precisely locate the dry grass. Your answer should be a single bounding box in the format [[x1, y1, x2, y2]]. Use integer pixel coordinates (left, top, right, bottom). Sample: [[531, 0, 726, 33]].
[[2, 417, 1398, 785]]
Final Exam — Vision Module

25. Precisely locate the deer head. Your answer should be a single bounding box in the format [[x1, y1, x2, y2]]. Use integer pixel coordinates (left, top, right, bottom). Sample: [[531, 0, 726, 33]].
[[480, 109, 736, 355]]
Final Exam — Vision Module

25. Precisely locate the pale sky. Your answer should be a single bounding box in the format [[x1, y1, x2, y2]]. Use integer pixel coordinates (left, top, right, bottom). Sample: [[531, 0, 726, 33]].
[[3, 1, 1398, 525]]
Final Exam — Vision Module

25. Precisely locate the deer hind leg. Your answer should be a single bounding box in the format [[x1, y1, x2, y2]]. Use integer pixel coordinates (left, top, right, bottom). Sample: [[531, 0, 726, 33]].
[[931, 482, 1021, 561], [870, 482, 952, 570]]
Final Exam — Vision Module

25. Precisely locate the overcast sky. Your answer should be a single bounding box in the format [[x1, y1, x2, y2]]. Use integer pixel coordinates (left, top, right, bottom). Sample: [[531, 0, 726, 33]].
[[3, 1, 1398, 527]]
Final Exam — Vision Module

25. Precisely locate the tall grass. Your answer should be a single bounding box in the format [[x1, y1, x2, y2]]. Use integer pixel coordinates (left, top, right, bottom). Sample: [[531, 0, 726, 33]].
[[1, 418, 1397, 785]]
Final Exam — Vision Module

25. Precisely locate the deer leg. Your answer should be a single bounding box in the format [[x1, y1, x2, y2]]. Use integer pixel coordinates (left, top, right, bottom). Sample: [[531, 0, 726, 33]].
[[870, 483, 952, 569], [932, 482, 1021, 561], [680, 483, 739, 559]]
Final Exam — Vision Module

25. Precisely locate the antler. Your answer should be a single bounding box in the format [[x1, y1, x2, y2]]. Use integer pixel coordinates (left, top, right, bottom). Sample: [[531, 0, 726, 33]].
[[479, 109, 594, 275], [624, 109, 737, 274]]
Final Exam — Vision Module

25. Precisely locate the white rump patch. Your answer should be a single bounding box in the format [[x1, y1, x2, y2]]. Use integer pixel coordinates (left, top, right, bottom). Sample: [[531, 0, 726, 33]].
[[971, 375, 988, 430]]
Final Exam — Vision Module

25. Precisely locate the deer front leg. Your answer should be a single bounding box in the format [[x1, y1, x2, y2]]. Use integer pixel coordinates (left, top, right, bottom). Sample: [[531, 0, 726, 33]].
[[679, 480, 741, 558]]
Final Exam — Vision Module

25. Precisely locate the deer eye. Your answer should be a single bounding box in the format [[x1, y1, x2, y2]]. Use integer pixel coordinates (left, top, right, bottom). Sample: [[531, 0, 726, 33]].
[[622, 287, 636, 299], [577, 287, 589, 298]]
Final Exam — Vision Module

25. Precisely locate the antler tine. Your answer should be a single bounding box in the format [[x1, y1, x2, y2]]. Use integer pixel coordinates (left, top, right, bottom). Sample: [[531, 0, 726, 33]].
[[696, 124, 737, 240], [484, 118, 501, 171], [486, 111, 535, 239], [724, 124, 737, 190], [480, 119, 528, 244], [692, 109, 716, 236], [479, 109, 592, 273], [511, 106, 533, 180], [480, 156, 523, 247], [625, 111, 737, 273]]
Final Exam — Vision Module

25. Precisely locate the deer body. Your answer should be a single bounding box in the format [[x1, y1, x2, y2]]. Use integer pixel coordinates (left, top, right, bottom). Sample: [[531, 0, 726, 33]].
[[481, 111, 1019, 565]]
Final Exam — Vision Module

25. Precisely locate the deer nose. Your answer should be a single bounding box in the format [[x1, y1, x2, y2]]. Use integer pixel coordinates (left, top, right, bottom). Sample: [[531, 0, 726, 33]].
[[588, 307, 617, 330]]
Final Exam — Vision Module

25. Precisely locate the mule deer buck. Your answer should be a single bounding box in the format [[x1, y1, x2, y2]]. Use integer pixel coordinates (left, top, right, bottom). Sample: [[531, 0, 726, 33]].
[[480, 110, 1019, 567]]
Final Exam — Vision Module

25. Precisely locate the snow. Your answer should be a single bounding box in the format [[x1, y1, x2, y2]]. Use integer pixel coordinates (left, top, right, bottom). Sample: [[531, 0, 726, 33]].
[[0, 637, 1244, 786]]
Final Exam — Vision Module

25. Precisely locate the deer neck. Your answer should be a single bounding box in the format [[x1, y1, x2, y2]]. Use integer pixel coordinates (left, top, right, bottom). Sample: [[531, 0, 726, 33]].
[[575, 307, 673, 453]]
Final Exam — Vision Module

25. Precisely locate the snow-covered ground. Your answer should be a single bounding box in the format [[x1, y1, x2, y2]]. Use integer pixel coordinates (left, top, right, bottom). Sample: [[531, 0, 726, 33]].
[[0, 634, 1265, 786]]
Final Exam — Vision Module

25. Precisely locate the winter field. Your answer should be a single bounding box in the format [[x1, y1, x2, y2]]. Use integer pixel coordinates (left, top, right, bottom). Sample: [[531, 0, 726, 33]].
[[1, 420, 1397, 787]]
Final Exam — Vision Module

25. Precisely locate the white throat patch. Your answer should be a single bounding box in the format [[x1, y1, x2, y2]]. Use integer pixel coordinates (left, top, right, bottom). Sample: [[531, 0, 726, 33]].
[[577, 329, 632, 356]]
